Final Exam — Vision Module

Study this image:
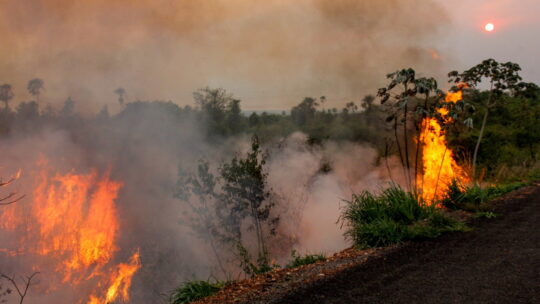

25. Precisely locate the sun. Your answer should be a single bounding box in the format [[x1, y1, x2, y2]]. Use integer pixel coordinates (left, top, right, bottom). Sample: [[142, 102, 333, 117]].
[[484, 23, 495, 32]]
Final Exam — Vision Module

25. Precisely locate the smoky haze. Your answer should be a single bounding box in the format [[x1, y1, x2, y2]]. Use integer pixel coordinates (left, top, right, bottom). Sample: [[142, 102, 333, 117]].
[[0, 102, 402, 303], [0, 0, 448, 111], [0, 0, 452, 302]]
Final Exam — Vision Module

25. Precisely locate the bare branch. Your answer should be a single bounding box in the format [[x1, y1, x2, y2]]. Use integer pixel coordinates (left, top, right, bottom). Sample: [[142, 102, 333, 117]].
[[0, 193, 25, 206], [0, 272, 39, 304]]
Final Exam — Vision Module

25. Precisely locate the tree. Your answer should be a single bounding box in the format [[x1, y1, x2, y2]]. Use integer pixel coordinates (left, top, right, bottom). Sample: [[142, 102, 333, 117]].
[[377, 68, 450, 192], [226, 99, 243, 134], [60, 97, 75, 117], [176, 136, 279, 277], [448, 59, 527, 182], [248, 112, 260, 127], [27, 78, 44, 103], [291, 97, 319, 126], [114, 87, 126, 106], [361, 95, 375, 112], [219, 135, 278, 276], [320, 96, 327, 111], [176, 161, 228, 278], [344, 102, 358, 114], [16, 102, 39, 121], [96, 105, 110, 121], [0, 84, 14, 110], [193, 87, 237, 136]]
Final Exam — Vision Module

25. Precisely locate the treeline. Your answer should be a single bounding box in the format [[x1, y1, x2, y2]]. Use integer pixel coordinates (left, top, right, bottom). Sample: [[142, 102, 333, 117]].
[[0, 61, 539, 181]]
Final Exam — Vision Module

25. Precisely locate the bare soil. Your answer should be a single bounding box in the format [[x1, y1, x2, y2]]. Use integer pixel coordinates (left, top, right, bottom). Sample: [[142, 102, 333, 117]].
[[198, 183, 540, 304]]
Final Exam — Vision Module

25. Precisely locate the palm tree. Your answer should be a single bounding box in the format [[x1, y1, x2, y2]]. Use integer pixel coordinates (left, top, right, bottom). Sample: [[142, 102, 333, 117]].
[[0, 84, 14, 110], [114, 87, 126, 106], [27, 78, 44, 103]]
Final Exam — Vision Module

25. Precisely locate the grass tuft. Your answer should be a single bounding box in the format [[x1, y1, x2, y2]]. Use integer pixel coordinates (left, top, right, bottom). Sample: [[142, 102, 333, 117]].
[[170, 280, 225, 304], [441, 180, 528, 211], [341, 184, 466, 249], [285, 250, 326, 268]]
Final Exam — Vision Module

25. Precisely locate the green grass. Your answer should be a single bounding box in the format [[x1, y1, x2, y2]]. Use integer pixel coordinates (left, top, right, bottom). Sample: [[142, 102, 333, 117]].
[[341, 184, 466, 249], [441, 180, 528, 212], [170, 280, 225, 304], [285, 250, 326, 268]]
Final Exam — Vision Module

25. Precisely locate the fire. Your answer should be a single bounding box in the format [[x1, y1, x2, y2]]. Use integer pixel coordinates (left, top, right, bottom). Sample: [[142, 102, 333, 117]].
[[33, 165, 120, 282], [0, 158, 140, 302], [419, 86, 470, 202], [88, 252, 142, 304]]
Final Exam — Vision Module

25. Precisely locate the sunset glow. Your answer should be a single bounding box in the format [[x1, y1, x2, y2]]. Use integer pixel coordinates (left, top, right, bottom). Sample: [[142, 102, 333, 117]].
[[485, 23, 495, 32]]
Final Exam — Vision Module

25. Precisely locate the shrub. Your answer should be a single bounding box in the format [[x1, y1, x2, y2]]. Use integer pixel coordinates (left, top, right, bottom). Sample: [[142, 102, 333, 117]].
[[341, 184, 465, 248], [170, 280, 225, 304], [285, 250, 326, 268]]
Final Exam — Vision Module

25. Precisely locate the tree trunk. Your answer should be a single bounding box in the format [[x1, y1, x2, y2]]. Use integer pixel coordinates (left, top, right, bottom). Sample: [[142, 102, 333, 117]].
[[472, 104, 490, 183], [403, 103, 412, 191], [394, 119, 407, 186]]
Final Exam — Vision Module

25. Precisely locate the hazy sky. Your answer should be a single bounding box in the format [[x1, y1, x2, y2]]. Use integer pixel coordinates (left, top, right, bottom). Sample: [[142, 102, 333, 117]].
[[0, 0, 538, 111], [438, 0, 540, 83]]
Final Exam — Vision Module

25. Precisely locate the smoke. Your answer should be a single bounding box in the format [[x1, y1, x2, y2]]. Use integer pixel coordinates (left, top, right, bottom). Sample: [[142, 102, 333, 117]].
[[266, 133, 404, 255], [0, 100, 407, 302], [0, 0, 449, 111], [0, 0, 452, 301]]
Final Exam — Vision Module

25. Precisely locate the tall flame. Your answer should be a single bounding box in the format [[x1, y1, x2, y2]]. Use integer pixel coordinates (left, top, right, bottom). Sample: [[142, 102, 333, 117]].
[[0, 158, 140, 302], [419, 86, 469, 202], [33, 164, 120, 282]]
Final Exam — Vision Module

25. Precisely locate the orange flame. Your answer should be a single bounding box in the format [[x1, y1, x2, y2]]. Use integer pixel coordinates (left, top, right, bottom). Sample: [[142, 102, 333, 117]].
[[0, 158, 140, 302], [419, 85, 470, 202], [88, 252, 142, 304], [33, 165, 121, 282]]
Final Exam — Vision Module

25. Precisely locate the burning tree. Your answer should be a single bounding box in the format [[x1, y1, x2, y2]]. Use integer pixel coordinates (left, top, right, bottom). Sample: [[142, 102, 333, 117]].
[[378, 68, 472, 202], [448, 59, 538, 183]]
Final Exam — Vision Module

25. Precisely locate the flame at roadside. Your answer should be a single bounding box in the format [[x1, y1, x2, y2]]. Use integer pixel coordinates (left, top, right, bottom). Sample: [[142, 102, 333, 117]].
[[419, 86, 470, 202], [0, 158, 140, 303]]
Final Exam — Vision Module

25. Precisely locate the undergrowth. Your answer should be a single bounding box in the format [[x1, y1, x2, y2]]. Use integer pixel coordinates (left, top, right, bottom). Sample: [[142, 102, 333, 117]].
[[170, 280, 225, 304], [340, 184, 467, 249], [441, 180, 528, 211], [285, 250, 326, 268]]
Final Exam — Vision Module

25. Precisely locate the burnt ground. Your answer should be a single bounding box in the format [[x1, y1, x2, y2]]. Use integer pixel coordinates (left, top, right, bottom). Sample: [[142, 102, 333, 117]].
[[198, 184, 540, 304]]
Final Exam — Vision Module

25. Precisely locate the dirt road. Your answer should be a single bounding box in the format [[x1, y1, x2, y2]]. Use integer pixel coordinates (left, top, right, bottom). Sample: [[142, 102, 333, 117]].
[[274, 184, 540, 304]]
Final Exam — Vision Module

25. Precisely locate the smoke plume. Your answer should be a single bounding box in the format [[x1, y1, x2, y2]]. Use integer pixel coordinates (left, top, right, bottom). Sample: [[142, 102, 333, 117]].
[[0, 0, 448, 111]]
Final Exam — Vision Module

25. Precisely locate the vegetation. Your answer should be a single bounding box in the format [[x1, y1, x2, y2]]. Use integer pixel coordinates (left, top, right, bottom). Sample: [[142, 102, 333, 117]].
[[448, 59, 540, 182], [0, 58, 537, 301], [0, 60, 537, 184], [441, 180, 529, 212], [176, 136, 279, 278], [285, 250, 326, 269], [169, 280, 225, 304], [340, 185, 467, 249]]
